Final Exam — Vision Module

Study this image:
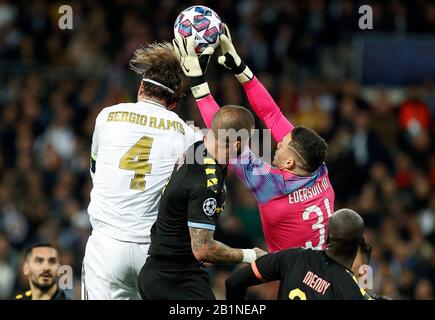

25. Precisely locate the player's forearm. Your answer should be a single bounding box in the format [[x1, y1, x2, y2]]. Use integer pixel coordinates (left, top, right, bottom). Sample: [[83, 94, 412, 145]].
[[202, 239, 244, 264], [188, 73, 219, 129], [190, 227, 254, 264], [191, 231, 243, 263], [195, 93, 220, 129], [217, 24, 293, 142], [242, 77, 294, 142]]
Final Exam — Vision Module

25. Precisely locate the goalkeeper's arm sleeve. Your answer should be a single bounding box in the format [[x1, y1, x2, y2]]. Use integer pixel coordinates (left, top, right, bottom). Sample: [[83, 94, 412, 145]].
[[242, 77, 294, 143], [195, 93, 220, 129]]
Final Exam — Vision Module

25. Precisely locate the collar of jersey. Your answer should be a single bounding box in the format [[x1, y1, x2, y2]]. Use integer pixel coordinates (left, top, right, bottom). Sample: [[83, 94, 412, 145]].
[[140, 99, 167, 109], [202, 146, 228, 170]]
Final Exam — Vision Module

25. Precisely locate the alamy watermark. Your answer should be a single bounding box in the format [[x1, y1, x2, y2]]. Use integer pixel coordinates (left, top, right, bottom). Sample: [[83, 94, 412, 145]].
[[358, 265, 374, 290], [57, 4, 373, 31], [58, 264, 74, 290], [58, 5, 73, 30], [183, 124, 274, 174], [359, 5, 373, 30]]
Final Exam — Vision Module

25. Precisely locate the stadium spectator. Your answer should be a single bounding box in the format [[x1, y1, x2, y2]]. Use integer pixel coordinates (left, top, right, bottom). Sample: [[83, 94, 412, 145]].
[[15, 243, 67, 300]]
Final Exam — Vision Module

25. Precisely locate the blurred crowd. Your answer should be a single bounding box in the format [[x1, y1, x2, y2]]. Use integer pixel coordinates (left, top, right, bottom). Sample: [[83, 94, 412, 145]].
[[1, 0, 435, 300]]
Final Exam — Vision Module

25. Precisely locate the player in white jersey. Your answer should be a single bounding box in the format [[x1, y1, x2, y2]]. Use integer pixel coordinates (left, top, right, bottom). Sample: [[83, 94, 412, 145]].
[[81, 43, 204, 300]]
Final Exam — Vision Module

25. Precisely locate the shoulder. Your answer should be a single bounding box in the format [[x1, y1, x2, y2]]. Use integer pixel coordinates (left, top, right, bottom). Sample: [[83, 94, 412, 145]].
[[95, 103, 128, 123], [99, 102, 128, 114], [15, 290, 32, 300], [263, 247, 307, 265], [186, 144, 224, 193], [281, 247, 310, 261], [282, 247, 307, 255]]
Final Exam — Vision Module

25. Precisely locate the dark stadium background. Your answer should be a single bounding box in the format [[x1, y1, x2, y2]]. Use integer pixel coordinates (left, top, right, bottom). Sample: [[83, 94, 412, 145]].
[[0, 0, 435, 300]]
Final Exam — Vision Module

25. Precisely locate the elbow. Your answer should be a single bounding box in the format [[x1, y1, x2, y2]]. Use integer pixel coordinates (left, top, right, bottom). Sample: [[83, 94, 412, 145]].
[[191, 246, 208, 262]]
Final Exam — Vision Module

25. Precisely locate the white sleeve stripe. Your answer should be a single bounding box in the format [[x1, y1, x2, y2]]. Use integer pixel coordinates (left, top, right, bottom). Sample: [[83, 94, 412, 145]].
[[187, 221, 215, 231]]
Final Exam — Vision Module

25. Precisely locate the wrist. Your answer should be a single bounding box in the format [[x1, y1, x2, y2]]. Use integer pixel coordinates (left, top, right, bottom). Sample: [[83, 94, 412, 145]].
[[190, 79, 210, 99], [235, 65, 254, 84], [241, 249, 256, 263]]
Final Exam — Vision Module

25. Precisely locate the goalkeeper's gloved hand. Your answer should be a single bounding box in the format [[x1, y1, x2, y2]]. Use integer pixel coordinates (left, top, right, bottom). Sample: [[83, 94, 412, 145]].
[[172, 35, 214, 99], [217, 24, 253, 84]]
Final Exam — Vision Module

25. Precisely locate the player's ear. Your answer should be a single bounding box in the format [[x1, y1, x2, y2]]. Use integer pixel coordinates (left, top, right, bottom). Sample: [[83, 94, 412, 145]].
[[286, 158, 296, 170], [137, 80, 145, 101], [23, 261, 29, 276], [232, 140, 241, 153], [359, 264, 369, 277]]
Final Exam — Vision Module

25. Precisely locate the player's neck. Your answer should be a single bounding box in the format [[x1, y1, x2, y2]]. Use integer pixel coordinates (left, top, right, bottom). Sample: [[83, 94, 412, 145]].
[[138, 95, 168, 109], [30, 283, 58, 300], [324, 249, 354, 271], [286, 167, 312, 177]]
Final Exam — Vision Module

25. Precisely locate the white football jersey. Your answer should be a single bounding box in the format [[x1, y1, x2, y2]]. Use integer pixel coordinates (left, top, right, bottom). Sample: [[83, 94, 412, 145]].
[[87, 100, 202, 243]]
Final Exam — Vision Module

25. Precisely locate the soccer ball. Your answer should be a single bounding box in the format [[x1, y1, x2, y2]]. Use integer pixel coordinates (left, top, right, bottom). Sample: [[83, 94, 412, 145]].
[[174, 5, 223, 55]]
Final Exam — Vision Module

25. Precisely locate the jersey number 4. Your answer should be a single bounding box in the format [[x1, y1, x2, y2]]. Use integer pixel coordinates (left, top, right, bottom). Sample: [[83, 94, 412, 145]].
[[119, 135, 154, 191]]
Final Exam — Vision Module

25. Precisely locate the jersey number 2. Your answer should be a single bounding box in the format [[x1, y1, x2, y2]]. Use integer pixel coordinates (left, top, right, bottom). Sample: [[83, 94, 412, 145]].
[[289, 288, 307, 300], [119, 135, 154, 191]]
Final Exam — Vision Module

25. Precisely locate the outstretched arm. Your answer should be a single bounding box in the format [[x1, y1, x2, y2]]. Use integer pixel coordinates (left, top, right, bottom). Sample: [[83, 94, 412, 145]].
[[242, 77, 294, 142], [188, 186, 267, 264], [217, 24, 294, 142], [196, 94, 219, 129], [226, 249, 298, 299], [189, 227, 244, 264], [189, 227, 266, 264], [173, 34, 219, 129]]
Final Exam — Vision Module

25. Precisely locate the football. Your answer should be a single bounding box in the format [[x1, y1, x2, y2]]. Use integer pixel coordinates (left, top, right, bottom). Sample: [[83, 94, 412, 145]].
[[174, 5, 223, 55]]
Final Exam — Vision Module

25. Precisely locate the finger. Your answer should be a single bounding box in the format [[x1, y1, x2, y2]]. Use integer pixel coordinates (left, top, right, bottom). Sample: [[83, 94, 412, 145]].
[[181, 36, 189, 56], [219, 34, 230, 46], [217, 55, 226, 66], [222, 23, 232, 42], [201, 46, 214, 56], [172, 39, 182, 60], [185, 36, 197, 56], [174, 34, 185, 52], [199, 54, 211, 73], [174, 35, 189, 58], [217, 55, 231, 70]]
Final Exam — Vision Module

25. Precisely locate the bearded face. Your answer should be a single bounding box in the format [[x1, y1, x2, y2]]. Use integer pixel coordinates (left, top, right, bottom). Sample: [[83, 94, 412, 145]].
[[24, 247, 60, 291]]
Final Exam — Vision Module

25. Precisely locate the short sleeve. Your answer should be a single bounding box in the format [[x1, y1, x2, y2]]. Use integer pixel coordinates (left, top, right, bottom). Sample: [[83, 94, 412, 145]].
[[187, 186, 219, 231]]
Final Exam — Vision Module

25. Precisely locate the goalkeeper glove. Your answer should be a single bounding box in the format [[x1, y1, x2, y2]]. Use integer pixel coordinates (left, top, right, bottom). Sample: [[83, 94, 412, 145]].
[[217, 24, 253, 84], [172, 35, 214, 99]]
